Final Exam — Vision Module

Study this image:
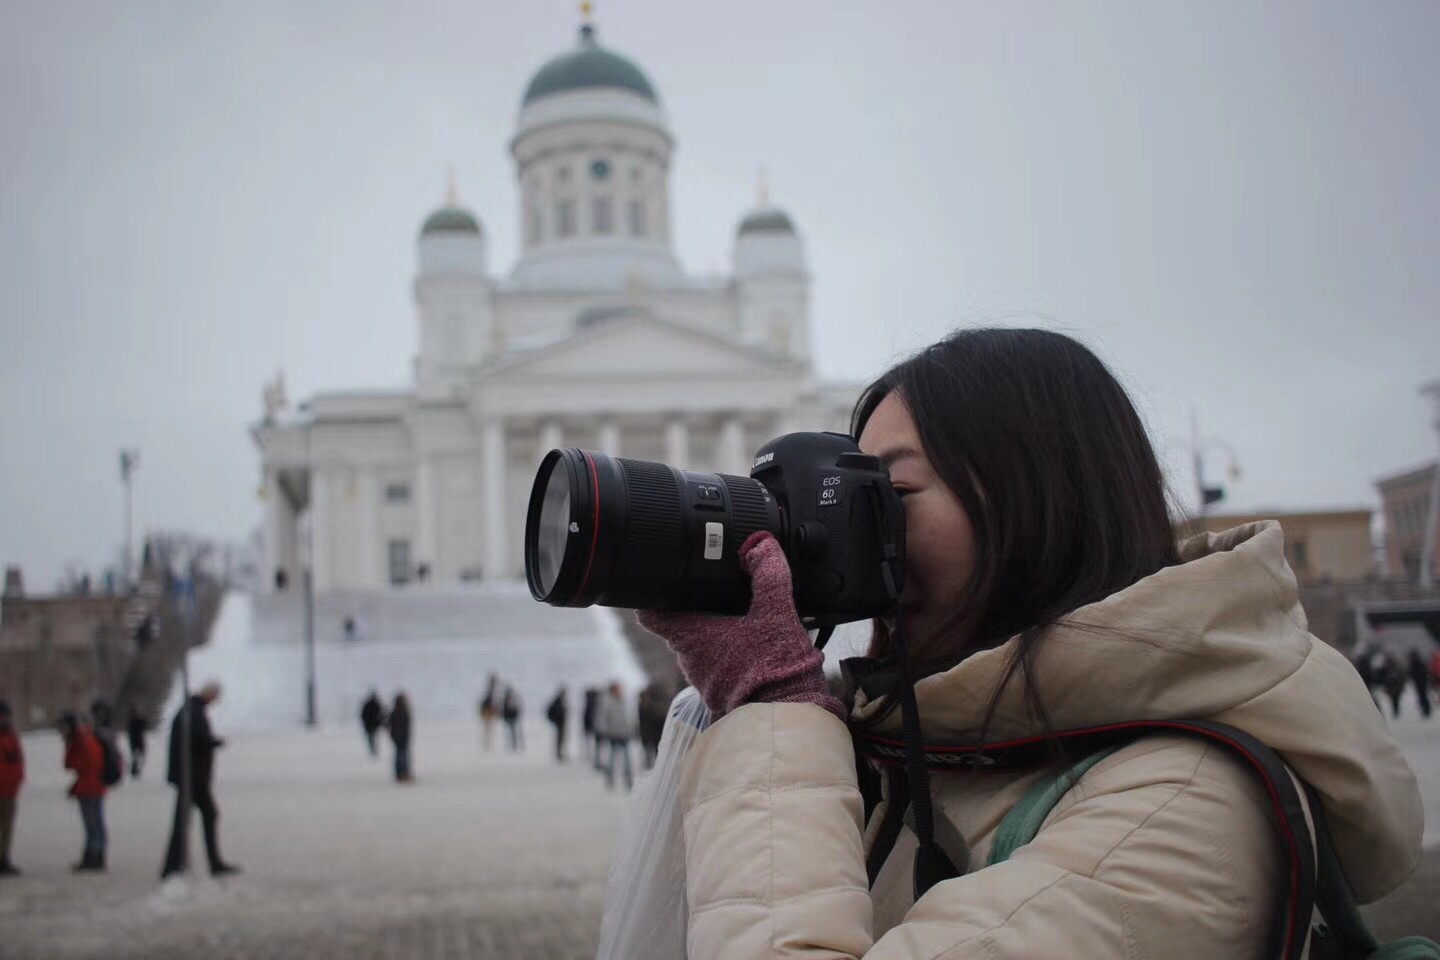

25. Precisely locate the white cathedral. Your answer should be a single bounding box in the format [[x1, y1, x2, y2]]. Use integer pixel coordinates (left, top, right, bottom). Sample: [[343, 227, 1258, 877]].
[[253, 19, 854, 593]]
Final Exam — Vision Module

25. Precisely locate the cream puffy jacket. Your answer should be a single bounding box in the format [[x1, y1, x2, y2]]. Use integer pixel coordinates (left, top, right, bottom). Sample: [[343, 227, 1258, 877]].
[[678, 522, 1423, 959]]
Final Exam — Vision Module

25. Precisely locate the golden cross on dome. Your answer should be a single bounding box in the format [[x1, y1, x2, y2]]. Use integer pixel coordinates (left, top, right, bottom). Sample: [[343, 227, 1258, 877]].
[[757, 167, 770, 208], [581, 1, 594, 24], [446, 165, 457, 206]]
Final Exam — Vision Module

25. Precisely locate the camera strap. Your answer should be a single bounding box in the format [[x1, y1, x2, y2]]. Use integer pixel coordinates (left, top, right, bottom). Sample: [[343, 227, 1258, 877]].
[[862, 481, 959, 900]]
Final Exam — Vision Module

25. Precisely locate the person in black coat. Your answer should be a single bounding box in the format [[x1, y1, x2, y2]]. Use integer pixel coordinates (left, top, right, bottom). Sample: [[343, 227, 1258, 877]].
[[582, 687, 601, 770], [161, 682, 239, 878], [389, 692, 413, 782], [359, 691, 385, 757], [545, 686, 568, 762], [126, 708, 148, 778], [1377, 651, 1407, 718], [1407, 649, 1433, 719], [637, 683, 668, 770]]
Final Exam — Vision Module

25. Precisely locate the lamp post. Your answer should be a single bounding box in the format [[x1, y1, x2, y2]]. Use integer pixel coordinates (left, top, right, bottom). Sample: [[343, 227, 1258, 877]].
[[1190, 411, 1241, 518], [304, 418, 317, 727], [1419, 379, 1440, 590], [119, 449, 139, 588]]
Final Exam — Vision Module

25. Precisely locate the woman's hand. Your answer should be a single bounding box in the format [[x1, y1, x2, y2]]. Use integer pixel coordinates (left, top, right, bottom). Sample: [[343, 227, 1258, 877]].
[[637, 532, 847, 723]]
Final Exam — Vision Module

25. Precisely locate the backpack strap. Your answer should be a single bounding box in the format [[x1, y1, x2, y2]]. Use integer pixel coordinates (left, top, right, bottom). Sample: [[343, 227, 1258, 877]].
[[986, 742, 1125, 866], [857, 719, 1317, 960]]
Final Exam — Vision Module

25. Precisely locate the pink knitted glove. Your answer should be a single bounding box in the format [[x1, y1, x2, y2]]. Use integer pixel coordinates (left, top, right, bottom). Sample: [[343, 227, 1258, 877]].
[[637, 532, 847, 723]]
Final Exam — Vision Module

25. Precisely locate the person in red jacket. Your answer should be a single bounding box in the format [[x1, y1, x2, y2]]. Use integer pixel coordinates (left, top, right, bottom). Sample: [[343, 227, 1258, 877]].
[[0, 700, 23, 875], [59, 712, 107, 871]]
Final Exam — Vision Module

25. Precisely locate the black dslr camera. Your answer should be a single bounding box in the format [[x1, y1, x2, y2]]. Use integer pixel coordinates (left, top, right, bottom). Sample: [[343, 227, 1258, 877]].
[[523, 431, 905, 627]]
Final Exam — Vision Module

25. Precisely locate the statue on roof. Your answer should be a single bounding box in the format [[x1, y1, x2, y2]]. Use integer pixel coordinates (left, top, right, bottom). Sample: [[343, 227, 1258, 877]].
[[262, 370, 288, 424]]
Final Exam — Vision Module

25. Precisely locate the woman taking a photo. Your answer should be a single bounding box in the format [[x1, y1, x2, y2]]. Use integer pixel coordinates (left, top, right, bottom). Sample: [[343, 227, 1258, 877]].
[[639, 328, 1421, 959]]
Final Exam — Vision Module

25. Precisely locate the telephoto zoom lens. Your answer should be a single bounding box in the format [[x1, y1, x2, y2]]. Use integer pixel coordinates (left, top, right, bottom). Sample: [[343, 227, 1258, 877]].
[[525, 448, 782, 614]]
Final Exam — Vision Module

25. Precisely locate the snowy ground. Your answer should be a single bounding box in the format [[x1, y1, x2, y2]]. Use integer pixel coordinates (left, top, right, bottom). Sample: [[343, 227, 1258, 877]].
[[2, 613, 1436, 957], [1, 719, 633, 960]]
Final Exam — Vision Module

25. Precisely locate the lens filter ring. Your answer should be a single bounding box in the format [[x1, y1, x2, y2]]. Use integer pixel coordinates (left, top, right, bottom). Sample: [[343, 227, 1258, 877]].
[[525, 448, 600, 604]]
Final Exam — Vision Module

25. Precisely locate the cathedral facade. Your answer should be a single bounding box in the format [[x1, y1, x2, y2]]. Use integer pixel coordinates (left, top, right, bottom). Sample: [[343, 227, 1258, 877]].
[[252, 21, 853, 592]]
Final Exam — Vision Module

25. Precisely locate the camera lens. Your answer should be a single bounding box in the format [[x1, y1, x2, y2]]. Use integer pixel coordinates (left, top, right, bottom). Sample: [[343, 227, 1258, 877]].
[[524, 448, 781, 613]]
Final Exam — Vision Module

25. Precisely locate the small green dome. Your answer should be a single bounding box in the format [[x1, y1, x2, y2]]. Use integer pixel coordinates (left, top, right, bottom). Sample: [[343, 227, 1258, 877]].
[[420, 206, 481, 237], [523, 25, 658, 106], [738, 208, 795, 235]]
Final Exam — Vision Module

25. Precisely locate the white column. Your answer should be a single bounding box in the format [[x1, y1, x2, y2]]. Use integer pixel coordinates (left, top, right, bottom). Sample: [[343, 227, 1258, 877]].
[[599, 418, 621, 458], [310, 466, 332, 591], [665, 417, 689, 468], [482, 418, 508, 579], [356, 468, 381, 589], [263, 467, 286, 592], [540, 420, 564, 459], [719, 416, 746, 475], [415, 456, 437, 578]]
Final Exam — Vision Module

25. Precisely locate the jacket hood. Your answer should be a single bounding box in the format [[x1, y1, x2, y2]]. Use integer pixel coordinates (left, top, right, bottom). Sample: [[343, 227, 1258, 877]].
[[852, 520, 1423, 902]]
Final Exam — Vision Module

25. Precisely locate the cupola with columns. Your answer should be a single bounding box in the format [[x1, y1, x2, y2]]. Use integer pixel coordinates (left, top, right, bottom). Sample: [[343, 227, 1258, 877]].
[[415, 171, 495, 399], [734, 172, 811, 361], [509, 6, 685, 292]]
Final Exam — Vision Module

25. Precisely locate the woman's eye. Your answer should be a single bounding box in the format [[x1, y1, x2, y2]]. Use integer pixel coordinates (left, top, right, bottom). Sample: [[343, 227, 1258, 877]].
[[896, 489, 915, 499]]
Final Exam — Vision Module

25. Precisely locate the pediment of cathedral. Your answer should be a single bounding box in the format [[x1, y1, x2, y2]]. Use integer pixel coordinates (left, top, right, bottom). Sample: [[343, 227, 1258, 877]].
[[482, 315, 797, 383]]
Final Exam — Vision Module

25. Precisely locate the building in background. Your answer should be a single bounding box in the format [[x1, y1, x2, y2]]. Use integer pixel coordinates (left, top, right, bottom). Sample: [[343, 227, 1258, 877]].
[[1376, 462, 1438, 582], [1178, 509, 1376, 586], [252, 18, 852, 592], [0, 568, 151, 730]]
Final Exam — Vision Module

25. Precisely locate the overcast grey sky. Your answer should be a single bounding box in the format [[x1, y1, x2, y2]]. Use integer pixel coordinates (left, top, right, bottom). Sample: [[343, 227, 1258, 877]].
[[2, 0, 1437, 589]]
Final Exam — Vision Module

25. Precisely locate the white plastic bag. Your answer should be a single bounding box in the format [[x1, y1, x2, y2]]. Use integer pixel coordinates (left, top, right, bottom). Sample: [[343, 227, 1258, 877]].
[[596, 687, 712, 960]]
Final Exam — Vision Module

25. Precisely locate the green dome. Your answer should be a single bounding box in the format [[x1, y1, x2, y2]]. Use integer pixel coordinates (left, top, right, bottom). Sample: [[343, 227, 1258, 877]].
[[738, 208, 795, 235], [420, 206, 481, 237], [522, 25, 658, 106]]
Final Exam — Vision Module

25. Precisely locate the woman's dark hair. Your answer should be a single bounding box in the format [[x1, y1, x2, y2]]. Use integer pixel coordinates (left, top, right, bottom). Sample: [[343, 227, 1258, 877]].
[[852, 328, 1180, 736]]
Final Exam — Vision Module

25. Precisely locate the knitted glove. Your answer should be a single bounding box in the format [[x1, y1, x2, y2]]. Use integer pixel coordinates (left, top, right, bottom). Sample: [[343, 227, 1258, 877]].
[[637, 532, 847, 723]]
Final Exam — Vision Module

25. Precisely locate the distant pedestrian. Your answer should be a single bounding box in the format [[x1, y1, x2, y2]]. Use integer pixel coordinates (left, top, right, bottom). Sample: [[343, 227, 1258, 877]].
[[1407, 649, 1432, 719], [582, 687, 602, 770], [59, 712, 107, 872], [546, 686, 568, 762], [126, 708, 148, 778], [478, 674, 500, 751], [161, 682, 239, 878], [0, 701, 23, 875], [89, 699, 123, 791], [1376, 651, 1406, 719], [1354, 647, 1381, 712], [596, 683, 633, 791], [390, 692, 413, 782], [360, 691, 385, 756], [636, 684, 667, 770], [343, 616, 358, 643], [502, 687, 524, 753]]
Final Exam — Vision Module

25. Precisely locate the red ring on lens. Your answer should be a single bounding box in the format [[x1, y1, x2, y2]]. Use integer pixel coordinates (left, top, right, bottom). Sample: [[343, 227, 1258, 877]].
[[574, 450, 602, 600]]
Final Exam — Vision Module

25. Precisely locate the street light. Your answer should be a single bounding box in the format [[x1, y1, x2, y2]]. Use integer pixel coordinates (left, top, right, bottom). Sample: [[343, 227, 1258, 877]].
[[304, 415, 317, 727], [1190, 411, 1242, 517], [1419, 379, 1440, 590], [119, 449, 140, 589]]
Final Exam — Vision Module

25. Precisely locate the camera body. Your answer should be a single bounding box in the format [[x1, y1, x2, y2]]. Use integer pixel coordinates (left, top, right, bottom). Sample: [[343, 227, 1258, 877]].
[[523, 431, 905, 627], [749, 432, 905, 626]]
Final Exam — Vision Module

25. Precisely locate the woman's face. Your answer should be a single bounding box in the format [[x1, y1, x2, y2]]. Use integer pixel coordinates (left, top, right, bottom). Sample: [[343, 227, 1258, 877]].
[[857, 392, 977, 645]]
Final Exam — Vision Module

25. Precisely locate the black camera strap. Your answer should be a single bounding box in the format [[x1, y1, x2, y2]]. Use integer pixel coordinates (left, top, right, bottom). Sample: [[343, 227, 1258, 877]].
[[863, 482, 959, 900]]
